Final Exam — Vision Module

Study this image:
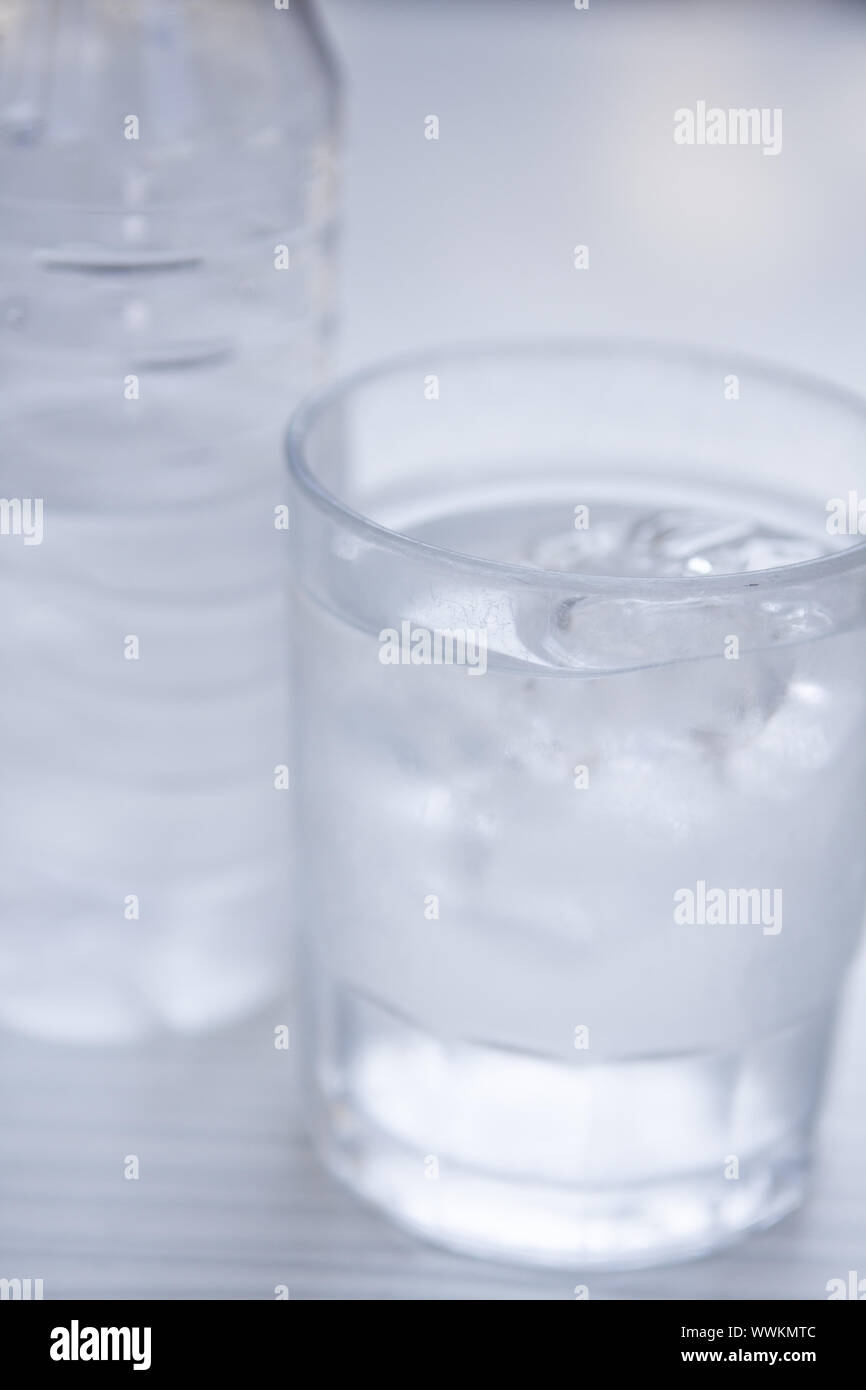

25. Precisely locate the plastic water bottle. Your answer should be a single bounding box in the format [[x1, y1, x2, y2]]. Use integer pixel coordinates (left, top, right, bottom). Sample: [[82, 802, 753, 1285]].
[[0, 0, 338, 1040]]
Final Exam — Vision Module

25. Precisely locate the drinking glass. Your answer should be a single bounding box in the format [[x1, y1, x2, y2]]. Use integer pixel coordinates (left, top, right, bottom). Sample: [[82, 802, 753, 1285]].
[[286, 341, 866, 1267]]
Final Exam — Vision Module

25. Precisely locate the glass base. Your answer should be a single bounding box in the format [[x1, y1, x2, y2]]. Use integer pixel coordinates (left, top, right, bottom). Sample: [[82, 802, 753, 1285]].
[[308, 975, 828, 1269]]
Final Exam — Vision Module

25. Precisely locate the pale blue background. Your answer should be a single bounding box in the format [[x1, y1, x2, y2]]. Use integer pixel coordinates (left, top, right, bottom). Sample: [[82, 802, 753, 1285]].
[[3, 0, 865, 1301]]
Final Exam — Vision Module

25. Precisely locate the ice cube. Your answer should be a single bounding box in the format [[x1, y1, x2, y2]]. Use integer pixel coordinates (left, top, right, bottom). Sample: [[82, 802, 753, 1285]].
[[626, 508, 833, 577], [587, 747, 726, 842], [528, 516, 631, 575], [728, 673, 864, 796]]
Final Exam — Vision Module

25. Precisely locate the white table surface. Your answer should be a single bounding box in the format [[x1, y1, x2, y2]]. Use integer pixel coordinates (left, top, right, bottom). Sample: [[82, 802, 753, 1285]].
[[1, 947, 864, 1301]]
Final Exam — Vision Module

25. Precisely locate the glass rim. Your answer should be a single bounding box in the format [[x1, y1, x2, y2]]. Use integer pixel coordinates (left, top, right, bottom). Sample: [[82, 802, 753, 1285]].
[[285, 336, 866, 599]]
